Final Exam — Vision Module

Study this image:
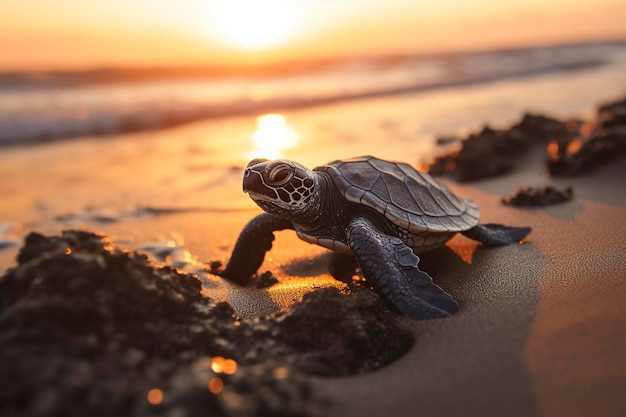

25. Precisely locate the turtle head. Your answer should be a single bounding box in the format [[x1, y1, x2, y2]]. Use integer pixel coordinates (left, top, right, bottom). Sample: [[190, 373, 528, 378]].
[[243, 158, 317, 218]]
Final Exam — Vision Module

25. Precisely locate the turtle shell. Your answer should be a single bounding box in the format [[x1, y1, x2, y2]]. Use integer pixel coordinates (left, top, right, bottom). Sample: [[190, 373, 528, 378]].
[[316, 156, 480, 233]]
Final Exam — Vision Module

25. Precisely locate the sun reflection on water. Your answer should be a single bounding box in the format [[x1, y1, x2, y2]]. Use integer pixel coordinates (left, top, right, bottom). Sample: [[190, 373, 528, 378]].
[[249, 113, 299, 160]]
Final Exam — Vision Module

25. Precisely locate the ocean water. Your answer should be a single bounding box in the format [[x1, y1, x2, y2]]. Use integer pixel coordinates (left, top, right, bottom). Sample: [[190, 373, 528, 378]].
[[1, 41, 625, 146]]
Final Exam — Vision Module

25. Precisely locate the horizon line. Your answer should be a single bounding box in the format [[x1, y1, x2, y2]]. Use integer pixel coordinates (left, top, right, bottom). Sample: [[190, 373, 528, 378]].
[[1, 37, 624, 82]]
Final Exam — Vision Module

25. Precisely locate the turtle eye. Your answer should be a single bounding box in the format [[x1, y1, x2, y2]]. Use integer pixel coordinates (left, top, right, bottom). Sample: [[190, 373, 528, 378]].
[[268, 164, 293, 186]]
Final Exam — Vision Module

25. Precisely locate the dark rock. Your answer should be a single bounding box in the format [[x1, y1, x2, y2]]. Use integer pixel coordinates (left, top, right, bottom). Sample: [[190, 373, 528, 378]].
[[502, 186, 574, 206], [255, 271, 279, 288], [435, 136, 461, 146], [512, 113, 568, 142], [598, 96, 626, 129], [207, 259, 223, 274], [0, 230, 411, 417], [546, 97, 626, 176], [428, 114, 565, 181], [428, 124, 534, 181], [426, 98, 626, 180], [425, 150, 458, 177]]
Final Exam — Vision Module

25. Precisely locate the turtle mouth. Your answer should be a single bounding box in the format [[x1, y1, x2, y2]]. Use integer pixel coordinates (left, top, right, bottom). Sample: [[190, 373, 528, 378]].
[[246, 190, 278, 203]]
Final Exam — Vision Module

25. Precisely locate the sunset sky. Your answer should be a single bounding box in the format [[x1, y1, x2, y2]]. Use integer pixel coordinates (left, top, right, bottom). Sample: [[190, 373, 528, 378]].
[[1, 0, 625, 70]]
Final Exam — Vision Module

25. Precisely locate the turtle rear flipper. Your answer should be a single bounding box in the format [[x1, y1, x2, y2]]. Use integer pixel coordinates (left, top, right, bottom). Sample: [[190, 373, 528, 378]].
[[346, 217, 459, 319], [462, 223, 531, 246]]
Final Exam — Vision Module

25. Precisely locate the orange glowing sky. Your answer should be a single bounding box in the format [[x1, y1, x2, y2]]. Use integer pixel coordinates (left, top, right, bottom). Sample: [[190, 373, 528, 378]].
[[1, 0, 625, 70]]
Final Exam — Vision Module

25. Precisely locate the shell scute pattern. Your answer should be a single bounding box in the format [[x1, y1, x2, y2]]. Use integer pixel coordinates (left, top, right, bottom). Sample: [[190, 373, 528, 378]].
[[371, 175, 392, 201], [344, 185, 366, 201], [360, 189, 387, 213], [396, 161, 466, 215], [388, 174, 420, 213], [384, 202, 411, 230], [421, 215, 447, 231], [339, 160, 380, 189], [321, 156, 480, 233]]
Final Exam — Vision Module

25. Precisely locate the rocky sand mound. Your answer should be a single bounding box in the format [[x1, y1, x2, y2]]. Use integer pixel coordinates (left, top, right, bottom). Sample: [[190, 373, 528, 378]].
[[0, 230, 412, 417]]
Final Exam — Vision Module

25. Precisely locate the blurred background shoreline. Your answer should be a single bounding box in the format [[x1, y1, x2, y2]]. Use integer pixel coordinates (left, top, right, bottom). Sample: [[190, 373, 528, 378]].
[[1, 40, 625, 146]]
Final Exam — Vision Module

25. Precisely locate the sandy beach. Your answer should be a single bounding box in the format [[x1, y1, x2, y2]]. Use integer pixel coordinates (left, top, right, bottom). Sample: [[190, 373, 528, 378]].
[[1, 64, 626, 416]]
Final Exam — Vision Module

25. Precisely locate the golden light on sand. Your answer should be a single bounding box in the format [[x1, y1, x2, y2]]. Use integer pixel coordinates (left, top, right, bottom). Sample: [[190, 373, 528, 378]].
[[250, 114, 299, 160], [210, 356, 238, 375], [210, 356, 226, 373], [547, 141, 560, 161], [210, 356, 237, 375], [208, 0, 303, 50], [208, 377, 224, 394], [147, 388, 163, 405], [273, 366, 290, 380], [566, 137, 583, 155], [222, 359, 237, 375]]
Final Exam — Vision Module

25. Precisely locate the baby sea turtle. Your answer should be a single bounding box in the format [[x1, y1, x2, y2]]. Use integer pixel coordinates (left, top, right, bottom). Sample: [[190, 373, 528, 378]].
[[220, 156, 531, 319]]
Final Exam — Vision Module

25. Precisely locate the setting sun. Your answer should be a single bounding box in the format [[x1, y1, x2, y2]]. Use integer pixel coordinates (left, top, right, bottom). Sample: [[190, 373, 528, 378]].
[[207, 0, 304, 50], [1, 0, 626, 69]]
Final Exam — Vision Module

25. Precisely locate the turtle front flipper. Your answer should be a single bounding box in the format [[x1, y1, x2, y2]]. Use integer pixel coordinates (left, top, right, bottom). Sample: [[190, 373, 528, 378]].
[[462, 223, 531, 246], [220, 213, 294, 285], [346, 217, 459, 319]]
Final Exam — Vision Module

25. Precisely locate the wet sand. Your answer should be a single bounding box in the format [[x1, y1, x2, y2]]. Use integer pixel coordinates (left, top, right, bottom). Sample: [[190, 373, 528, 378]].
[[1, 83, 625, 416]]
